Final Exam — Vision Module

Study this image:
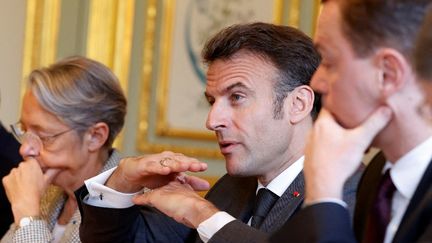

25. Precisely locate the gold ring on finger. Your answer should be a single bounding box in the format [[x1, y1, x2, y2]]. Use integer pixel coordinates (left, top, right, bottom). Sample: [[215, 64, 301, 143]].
[[159, 157, 173, 167]]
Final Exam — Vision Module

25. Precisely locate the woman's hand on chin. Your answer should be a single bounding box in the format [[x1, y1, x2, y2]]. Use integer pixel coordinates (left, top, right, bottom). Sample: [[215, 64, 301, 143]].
[[2, 159, 61, 223]]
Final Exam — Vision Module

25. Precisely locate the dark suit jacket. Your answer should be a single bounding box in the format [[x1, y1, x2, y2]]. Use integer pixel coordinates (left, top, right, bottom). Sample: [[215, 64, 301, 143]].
[[77, 170, 360, 243], [0, 123, 22, 236], [271, 153, 432, 243]]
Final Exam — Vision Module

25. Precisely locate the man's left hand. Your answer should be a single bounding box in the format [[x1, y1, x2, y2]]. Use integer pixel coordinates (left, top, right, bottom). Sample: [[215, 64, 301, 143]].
[[132, 180, 218, 228]]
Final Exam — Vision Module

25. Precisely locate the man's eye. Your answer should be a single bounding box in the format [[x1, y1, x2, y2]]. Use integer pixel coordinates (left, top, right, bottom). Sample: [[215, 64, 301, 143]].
[[230, 94, 244, 103]]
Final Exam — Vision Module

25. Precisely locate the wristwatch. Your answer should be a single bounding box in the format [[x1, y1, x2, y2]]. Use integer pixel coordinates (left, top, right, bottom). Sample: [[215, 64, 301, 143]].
[[19, 216, 40, 228]]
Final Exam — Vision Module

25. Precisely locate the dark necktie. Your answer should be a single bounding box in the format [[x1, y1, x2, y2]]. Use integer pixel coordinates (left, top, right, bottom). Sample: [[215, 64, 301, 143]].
[[251, 188, 279, 229], [364, 170, 397, 243]]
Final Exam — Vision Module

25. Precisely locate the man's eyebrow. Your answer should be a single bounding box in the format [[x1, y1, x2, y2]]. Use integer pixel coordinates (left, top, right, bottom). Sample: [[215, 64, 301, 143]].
[[225, 82, 251, 92], [204, 82, 252, 99]]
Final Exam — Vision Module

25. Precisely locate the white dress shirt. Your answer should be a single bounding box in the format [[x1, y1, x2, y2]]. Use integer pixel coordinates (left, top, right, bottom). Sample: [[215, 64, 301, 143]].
[[84, 157, 304, 243], [84, 167, 143, 208], [383, 136, 432, 243], [197, 156, 304, 242]]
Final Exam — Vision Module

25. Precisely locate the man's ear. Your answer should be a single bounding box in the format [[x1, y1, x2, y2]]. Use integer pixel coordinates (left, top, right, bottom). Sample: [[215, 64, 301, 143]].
[[375, 48, 411, 98], [288, 85, 314, 124], [85, 122, 109, 152]]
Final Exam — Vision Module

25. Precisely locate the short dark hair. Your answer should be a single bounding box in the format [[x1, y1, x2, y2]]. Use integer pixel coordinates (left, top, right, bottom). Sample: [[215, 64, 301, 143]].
[[202, 22, 321, 120], [338, 0, 431, 61], [415, 7, 432, 81]]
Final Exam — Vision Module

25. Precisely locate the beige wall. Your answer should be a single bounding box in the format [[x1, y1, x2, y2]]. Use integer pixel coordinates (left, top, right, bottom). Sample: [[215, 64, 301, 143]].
[[0, 0, 26, 127]]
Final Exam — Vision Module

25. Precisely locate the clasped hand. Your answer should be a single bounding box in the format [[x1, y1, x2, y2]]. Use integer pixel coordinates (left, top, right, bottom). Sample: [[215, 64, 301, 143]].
[[2, 158, 60, 223]]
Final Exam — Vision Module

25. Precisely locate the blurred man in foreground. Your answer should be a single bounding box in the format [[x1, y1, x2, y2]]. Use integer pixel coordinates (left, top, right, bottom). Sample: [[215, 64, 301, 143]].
[[272, 1, 432, 242]]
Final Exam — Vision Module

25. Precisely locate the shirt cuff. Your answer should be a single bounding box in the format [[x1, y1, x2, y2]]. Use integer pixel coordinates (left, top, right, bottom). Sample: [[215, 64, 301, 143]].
[[303, 198, 348, 208], [84, 167, 143, 208], [197, 211, 236, 243]]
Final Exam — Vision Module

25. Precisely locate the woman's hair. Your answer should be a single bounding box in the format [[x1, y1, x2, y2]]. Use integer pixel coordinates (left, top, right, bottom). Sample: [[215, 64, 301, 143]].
[[27, 56, 127, 148]]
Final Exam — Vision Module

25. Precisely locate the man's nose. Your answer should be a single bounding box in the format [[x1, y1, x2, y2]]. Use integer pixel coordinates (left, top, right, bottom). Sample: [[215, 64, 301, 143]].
[[310, 67, 328, 94], [206, 102, 228, 131]]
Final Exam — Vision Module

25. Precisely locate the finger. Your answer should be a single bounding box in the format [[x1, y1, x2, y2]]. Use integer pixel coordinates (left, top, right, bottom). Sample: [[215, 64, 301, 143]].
[[2, 173, 11, 187], [355, 106, 392, 144], [23, 158, 40, 167], [185, 175, 210, 191], [43, 168, 61, 184], [155, 156, 206, 173], [175, 173, 187, 184], [187, 162, 208, 172], [312, 108, 341, 133], [135, 158, 172, 176]]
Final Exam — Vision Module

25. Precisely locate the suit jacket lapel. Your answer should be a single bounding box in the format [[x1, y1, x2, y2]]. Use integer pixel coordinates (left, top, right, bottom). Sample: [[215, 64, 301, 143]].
[[207, 175, 257, 224], [260, 172, 305, 233], [234, 182, 256, 224], [393, 159, 432, 243]]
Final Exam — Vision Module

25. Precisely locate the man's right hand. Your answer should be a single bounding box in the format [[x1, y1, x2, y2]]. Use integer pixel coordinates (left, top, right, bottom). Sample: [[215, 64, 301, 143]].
[[106, 151, 208, 193], [304, 107, 392, 204]]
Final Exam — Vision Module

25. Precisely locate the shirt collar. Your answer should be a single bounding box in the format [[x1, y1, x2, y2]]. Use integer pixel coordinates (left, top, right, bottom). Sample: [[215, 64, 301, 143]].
[[257, 156, 304, 197], [383, 136, 432, 199]]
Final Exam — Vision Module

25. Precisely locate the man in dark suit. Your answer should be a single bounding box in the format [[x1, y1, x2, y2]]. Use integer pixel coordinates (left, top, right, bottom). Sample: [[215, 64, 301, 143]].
[[271, 0, 432, 242], [77, 23, 360, 242]]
